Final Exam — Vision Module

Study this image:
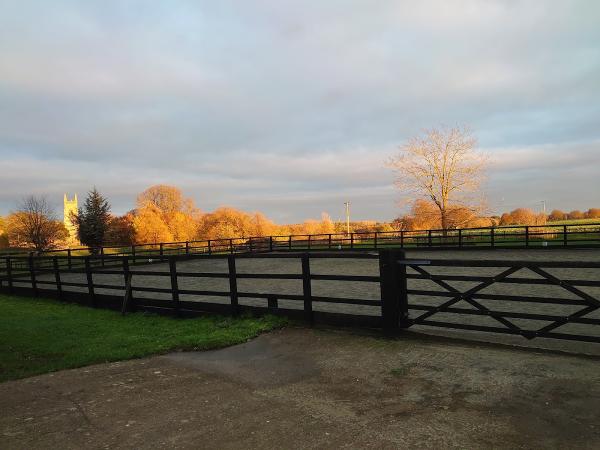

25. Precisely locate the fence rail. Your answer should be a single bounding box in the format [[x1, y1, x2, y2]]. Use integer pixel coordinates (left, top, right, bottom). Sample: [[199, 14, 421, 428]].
[[2, 222, 600, 259], [1, 250, 599, 344]]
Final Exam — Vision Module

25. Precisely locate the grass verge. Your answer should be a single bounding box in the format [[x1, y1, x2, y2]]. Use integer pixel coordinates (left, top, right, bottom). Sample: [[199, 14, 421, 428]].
[[0, 294, 287, 382]]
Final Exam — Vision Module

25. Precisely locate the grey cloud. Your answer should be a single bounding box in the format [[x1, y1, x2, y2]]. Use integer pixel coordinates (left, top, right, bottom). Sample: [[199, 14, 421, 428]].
[[1, 0, 599, 221]]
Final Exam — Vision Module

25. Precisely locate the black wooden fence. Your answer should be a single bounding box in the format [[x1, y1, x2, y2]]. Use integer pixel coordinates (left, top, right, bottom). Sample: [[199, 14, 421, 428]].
[[3, 222, 600, 259], [1, 250, 599, 344]]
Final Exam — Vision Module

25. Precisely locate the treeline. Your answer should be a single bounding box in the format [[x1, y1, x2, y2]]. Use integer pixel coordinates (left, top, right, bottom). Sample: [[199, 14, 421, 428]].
[[393, 201, 600, 231], [127, 185, 341, 244], [498, 207, 600, 226], [0, 185, 388, 251], [393, 200, 495, 231], [547, 208, 600, 222], [1, 185, 599, 252]]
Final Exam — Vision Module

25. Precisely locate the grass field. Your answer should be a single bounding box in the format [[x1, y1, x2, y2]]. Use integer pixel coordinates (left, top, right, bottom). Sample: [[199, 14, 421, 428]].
[[0, 294, 287, 382], [546, 218, 600, 225]]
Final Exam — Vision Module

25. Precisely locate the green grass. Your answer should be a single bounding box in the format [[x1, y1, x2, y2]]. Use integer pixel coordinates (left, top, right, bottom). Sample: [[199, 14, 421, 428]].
[[546, 218, 600, 225], [0, 294, 287, 382]]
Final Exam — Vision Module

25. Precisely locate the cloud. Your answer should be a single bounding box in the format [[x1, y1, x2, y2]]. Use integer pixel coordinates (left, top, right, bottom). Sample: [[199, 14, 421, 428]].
[[0, 0, 599, 221]]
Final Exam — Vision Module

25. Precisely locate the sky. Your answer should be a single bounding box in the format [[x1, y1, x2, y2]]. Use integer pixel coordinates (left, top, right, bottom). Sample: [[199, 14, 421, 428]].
[[1, 0, 599, 223]]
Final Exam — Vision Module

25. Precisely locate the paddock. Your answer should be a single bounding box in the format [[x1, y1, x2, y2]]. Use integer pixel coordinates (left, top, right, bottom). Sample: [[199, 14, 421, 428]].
[[10, 248, 599, 355]]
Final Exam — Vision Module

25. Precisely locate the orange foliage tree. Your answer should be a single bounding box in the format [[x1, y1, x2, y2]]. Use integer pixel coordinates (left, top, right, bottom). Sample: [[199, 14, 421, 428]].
[[135, 185, 200, 243], [548, 209, 566, 222], [567, 210, 585, 220], [500, 208, 546, 226], [106, 213, 136, 246], [0, 216, 8, 248], [197, 207, 277, 240], [133, 204, 174, 244], [278, 212, 337, 236], [395, 199, 493, 231], [586, 208, 600, 219]]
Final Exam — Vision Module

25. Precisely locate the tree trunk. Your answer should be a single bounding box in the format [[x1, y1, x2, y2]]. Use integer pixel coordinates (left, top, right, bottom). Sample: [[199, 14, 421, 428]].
[[440, 209, 448, 237]]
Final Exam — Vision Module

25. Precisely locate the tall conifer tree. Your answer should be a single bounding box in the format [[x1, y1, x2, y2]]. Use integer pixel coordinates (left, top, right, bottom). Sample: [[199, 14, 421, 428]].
[[74, 188, 111, 253]]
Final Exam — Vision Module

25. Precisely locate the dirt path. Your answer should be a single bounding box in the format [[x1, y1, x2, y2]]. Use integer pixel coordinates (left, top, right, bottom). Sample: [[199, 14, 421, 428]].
[[1, 327, 599, 449]]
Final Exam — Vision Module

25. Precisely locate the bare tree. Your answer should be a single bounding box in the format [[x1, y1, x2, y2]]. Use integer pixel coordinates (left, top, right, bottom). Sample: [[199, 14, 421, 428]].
[[389, 126, 487, 230], [8, 196, 68, 253]]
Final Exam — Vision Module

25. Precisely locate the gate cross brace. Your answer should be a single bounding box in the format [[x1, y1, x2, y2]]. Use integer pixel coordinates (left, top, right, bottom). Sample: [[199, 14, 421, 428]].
[[409, 265, 523, 333]]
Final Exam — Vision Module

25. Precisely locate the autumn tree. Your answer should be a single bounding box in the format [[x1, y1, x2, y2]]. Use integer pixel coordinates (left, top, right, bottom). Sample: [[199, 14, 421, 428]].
[[0, 216, 8, 249], [389, 126, 487, 231], [137, 185, 195, 216], [372, 223, 396, 233], [499, 208, 546, 226], [198, 207, 255, 240], [133, 204, 174, 244], [445, 205, 478, 229], [409, 199, 441, 229], [252, 212, 278, 237], [106, 213, 136, 246], [8, 196, 68, 252], [586, 208, 600, 219], [568, 210, 585, 220], [301, 220, 321, 235], [395, 199, 491, 231], [318, 212, 336, 234], [548, 209, 566, 222], [136, 185, 200, 242]]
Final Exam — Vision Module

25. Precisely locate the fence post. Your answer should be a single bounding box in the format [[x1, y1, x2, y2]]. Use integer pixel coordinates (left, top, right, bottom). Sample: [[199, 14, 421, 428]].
[[185, 241, 190, 255], [208, 240, 212, 255], [400, 231, 404, 248], [267, 295, 278, 311], [229, 239, 234, 254], [100, 247, 105, 267], [563, 225, 568, 246], [350, 233, 354, 249], [490, 227, 495, 248], [378, 249, 409, 334], [227, 254, 239, 316], [374, 232, 378, 249], [288, 235, 292, 251], [301, 253, 313, 325], [67, 248, 72, 270], [84, 257, 96, 307], [328, 234, 332, 249], [5, 257, 13, 294], [428, 230, 432, 247], [159, 243, 164, 259], [249, 238, 253, 253], [131, 245, 136, 264], [308, 235, 311, 250], [525, 226, 530, 247], [169, 257, 180, 317], [122, 258, 133, 311], [28, 253, 38, 297], [458, 229, 463, 248], [53, 256, 62, 300], [269, 236, 273, 252]]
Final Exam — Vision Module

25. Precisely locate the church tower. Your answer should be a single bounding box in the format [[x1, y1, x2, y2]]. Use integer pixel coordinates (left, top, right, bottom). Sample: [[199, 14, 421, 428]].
[[64, 193, 79, 245]]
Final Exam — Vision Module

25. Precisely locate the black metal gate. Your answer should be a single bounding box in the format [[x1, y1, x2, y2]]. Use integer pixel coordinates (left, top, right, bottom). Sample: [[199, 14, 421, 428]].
[[378, 250, 600, 343]]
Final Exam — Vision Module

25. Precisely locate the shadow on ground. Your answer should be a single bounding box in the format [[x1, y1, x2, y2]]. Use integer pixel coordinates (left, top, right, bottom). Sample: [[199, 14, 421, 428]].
[[1, 327, 599, 449]]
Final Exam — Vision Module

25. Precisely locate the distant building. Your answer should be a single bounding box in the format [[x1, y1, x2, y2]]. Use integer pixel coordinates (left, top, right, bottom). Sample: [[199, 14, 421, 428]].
[[64, 193, 79, 246]]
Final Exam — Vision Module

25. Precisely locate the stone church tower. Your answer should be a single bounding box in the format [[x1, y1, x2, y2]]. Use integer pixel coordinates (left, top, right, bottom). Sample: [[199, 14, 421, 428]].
[[63, 193, 79, 246]]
